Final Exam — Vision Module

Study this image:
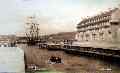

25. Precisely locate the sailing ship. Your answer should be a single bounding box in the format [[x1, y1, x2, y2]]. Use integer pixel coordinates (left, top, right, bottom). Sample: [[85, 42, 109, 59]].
[[25, 16, 40, 45]]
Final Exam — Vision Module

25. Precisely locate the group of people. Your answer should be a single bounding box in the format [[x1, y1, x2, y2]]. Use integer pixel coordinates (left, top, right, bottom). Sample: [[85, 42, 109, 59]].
[[48, 56, 63, 64]]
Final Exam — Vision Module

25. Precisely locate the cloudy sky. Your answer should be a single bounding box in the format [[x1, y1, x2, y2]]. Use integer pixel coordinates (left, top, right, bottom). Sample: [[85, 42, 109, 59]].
[[0, 0, 120, 35]]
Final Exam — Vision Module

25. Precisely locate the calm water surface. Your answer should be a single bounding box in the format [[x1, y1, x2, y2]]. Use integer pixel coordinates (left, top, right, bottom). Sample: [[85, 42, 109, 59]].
[[19, 44, 120, 73]]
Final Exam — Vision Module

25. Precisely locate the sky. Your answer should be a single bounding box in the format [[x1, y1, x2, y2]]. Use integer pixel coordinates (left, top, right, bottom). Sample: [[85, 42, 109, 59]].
[[0, 0, 120, 35]]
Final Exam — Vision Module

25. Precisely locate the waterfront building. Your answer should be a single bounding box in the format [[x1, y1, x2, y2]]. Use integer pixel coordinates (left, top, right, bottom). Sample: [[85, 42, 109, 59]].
[[76, 7, 120, 48], [0, 35, 16, 47]]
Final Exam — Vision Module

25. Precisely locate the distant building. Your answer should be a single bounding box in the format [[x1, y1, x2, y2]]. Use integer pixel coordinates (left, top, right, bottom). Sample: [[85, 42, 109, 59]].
[[48, 32, 77, 44], [0, 35, 16, 47], [76, 7, 120, 48]]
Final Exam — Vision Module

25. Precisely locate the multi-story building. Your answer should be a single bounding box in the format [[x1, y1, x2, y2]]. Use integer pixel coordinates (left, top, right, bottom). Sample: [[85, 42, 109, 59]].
[[76, 7, 120, 48]]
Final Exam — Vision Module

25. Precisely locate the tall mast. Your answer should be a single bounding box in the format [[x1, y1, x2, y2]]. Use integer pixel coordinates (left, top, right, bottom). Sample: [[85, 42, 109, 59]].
[[25, 15, 40, 45]]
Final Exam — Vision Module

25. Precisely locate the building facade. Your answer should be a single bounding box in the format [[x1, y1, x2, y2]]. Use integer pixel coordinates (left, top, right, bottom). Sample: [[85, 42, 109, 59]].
[[0, 35, 16, 47], [76, 7, 120, 47]]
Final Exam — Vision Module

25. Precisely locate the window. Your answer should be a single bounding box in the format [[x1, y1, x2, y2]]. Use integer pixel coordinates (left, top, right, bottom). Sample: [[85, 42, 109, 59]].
[[110, 22, 119, 25], [81, 35, 84, 40], [100, 33, 103, 36], [99, 33, 104, 40], [108, 30, 111, 34], [85, 34, 89, 41], [92, 33, 96, 40], [4, 44, 7, 47], [86, 34, 89, 37]]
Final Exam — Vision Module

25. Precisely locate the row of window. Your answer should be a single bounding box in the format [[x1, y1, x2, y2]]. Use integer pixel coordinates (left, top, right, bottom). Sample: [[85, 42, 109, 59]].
[[80, 15, 111, 26], [78, 19, 109, 28], [80, 33, 104, 41], [77, 30, 112, 41], [78, 20, 110, 32], [78, 26, 110, 32]]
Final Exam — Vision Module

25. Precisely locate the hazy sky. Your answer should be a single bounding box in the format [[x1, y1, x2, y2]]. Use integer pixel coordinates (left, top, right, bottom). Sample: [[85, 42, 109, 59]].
[[0, 0, 120, 35]]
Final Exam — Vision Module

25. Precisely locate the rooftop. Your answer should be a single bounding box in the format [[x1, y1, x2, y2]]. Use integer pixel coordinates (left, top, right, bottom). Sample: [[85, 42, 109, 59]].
[[78, 8, 118, 25]]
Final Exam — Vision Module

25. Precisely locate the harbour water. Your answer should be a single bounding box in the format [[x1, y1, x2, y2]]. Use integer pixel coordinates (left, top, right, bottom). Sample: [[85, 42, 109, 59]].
[[19, 44, 120, 73]]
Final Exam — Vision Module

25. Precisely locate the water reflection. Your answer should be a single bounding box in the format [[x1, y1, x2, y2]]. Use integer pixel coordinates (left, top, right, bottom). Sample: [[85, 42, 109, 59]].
[[66, 54, 120, 73], [19, 44, 120, 73]]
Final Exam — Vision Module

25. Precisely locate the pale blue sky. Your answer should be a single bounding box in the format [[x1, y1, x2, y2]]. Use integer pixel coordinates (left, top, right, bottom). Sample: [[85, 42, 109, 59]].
[[0, 0, 120, 35]]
